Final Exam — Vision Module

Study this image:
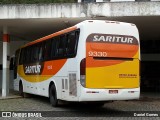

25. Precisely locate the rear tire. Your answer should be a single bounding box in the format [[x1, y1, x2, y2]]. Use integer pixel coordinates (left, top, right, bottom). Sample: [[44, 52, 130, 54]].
[[49, 84, 59, 107]]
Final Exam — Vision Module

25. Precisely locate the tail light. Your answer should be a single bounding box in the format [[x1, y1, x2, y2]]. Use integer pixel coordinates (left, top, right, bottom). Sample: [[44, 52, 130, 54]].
[[80, 58, 86, 87]]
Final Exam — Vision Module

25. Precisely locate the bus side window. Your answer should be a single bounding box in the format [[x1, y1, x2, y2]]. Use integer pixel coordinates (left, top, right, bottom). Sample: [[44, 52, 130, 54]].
[[23, 48, 28, 64], [44, 39, 52, 60], [31, 44, 40, 62], [66, 32, 75, 55], [51, 38, 57, 59], [26, 47, 32, 64], [39, 43, 45, 61], [66, 30, 79, 57], [19, 49, 24, 65], [35, 45, 40, 61], [39, 47, 43, 61], [56, 35, 66, 57]]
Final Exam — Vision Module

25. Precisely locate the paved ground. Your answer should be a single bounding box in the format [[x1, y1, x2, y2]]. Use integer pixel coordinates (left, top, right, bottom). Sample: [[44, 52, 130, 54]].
[[0, 94, 160, 120]]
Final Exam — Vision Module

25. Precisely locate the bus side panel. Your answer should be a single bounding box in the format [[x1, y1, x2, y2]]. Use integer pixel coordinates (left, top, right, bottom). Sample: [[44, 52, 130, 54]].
[[17, 59, 67, 96]]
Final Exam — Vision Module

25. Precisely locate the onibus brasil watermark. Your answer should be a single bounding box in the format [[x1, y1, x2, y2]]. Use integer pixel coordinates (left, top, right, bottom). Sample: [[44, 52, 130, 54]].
[[1, 111, 160, 117], [1, 112, 42, 118]]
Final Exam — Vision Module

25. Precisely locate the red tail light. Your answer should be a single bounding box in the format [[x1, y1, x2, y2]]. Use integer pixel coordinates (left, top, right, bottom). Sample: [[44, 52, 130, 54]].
[[80, 58, 86, 75], [80, 58, 86, 87]]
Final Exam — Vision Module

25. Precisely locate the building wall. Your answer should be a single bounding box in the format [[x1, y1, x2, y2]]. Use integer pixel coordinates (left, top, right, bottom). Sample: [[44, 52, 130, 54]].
[[1, 2, 160, 19]]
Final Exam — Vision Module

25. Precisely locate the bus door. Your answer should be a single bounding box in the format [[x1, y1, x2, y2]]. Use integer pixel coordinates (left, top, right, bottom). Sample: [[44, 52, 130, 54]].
[[85, 33, 140, 89]]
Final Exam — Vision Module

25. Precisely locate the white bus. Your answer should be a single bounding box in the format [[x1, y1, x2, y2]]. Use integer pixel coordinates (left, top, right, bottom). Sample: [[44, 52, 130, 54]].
[[13, 20, 140, 107]]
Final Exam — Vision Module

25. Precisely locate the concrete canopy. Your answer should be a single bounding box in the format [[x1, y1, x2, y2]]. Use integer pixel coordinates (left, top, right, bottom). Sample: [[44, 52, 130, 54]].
[[0, 2, 159, 41], [0, 16, 160, 42], [0, 18, 86, 41]]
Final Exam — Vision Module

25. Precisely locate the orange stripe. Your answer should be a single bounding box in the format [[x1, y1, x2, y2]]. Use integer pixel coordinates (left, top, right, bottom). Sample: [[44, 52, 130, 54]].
[[23, 26, 77, 48], [41, 59, 67, 75], [3, 34, 10, 42], [86, 43, 139, 68], [86, 43, 139, 58]]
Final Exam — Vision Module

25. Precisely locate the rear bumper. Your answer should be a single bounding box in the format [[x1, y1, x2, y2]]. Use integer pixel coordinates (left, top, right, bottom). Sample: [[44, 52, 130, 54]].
[[79, 87, 140, 102]]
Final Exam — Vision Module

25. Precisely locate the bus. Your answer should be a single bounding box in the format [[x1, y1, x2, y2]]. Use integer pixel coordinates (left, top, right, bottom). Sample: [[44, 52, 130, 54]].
[[13, 20, 140, 107]]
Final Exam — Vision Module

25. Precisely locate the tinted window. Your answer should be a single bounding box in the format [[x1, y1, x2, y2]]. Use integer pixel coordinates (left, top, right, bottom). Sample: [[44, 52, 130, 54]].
[[66, 31, 79, 56], [31, 45, 39, 62], [19, 49, 24, 65], [26, 47, 32, 63], [38, 42, 46, 61], [56, 35, 66, 57], [51, 38, 58, 58], [19, 29, 80, 64], [44, 40, 52, 60]]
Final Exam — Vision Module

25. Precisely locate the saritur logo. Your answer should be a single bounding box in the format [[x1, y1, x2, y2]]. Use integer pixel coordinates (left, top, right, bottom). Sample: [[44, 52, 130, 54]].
[[25, 65, 41, 74], [23, 63, 44, 75], [87, 33, 138, 45], [93, 35, 133, 44]]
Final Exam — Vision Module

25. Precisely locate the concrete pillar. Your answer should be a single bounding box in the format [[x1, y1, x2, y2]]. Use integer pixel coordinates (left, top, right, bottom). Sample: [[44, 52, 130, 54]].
[[2, 26, 10, 97]]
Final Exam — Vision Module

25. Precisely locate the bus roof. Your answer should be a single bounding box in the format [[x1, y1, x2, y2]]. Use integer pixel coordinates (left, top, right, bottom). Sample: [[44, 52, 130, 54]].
[[21, 20, 136, 48]]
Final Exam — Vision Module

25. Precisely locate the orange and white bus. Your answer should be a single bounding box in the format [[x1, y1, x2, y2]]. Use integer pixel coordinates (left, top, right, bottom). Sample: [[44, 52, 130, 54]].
[[13, 20, 140, 107]]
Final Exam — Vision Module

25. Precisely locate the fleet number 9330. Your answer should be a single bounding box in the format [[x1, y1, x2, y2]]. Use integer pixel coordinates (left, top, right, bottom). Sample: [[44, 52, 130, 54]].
[[88, 51, 107, 57]]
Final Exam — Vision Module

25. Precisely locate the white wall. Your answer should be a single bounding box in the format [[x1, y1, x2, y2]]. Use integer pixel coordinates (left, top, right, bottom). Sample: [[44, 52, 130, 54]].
[[1, 2, 160, 18]]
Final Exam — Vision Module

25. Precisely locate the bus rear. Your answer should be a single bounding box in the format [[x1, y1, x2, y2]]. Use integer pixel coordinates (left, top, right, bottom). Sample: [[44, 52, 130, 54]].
[[79, 20, 140, 101]]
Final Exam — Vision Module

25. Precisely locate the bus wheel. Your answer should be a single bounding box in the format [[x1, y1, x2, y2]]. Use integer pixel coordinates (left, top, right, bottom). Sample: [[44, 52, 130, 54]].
[[19, 82, 24, 97], [49, 84, 59, 107]]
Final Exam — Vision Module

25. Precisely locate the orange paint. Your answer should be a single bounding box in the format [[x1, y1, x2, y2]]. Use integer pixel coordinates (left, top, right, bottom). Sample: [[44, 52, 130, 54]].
[[86, 43, 139, 68], [41, 59, 67, 75], [86, 43, 138, 58]]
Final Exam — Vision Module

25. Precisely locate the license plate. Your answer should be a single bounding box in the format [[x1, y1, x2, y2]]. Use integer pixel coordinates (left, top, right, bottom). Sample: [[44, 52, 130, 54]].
[[109, 90, 118, 94]]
